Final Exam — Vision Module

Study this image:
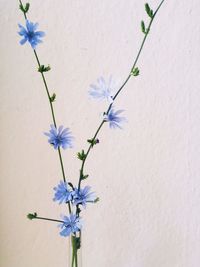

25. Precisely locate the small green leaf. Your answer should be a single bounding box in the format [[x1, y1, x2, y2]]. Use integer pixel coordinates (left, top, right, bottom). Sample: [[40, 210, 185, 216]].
[[19, 3, 24, 12], [50, 93, 56, 102], [145, 3, 154, 18], [27, 212, 37, 220], [82, 174, 89, 180], [131, 67, 140, 77], [141, 21, 150, 35], [68, 182, 74, 189], [25, 3, 30, 13], [19, 2, 30, 14], [38, 65, 51, 73], [77, 150, 86, 161], [141, 21, 146, 34], [76, 206, 81, 214], [87, 138, 99, 147], [94, 197, 100, 203]]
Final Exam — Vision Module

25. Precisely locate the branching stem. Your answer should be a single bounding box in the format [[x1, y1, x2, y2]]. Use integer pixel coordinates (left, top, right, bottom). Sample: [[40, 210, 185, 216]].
[[76, 0, 166, 214]]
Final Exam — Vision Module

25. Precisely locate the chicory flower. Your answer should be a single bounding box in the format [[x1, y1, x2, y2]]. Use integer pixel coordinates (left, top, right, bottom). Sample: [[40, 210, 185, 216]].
[[44, 125, 73, 150], [18, 20, 45, 49], [59, 214, 82, 237], [104, 107, 126, 129], [53, 181, 73, 204]]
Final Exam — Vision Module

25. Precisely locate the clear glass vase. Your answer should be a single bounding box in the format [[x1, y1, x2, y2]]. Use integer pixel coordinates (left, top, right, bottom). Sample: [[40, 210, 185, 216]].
[[69, 233, 82, 267]]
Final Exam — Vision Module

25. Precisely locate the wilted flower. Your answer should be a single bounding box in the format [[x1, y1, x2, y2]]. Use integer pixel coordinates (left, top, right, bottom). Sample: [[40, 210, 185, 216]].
[[73, 186, 96, 208], [89, 76, 116, 103], [18, 20, 45, 49], [53, 181, 73, 204], [59, 214, 82, 237], [104, 107, 126, 129], [44, 125, 73, 150]]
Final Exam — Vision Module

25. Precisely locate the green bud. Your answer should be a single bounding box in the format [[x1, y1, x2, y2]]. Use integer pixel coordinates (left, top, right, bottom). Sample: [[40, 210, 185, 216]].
[[19, 2, 30, 14], [87, 138, 99, 147], [77, 150, 86, 161], [77, 207, 81, 214], [141, 21, 146, 34], [27, 212, 37, 220], [145, 3, 154, 18], [25, 3, 30, 12], [19, 3, 24, 12], [38, 65, 51, 73], [141, 21, 150, 35], [94, 197, 100, 203], [68, 182, 74, 189], [131, 67, 140, 77], [50, 93, 56, 102]]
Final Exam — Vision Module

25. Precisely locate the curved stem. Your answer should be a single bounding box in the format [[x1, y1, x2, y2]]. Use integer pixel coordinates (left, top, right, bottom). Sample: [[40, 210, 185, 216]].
[[76, 0, 166, 204], [78, 120, 105, 190], [108, 0, 166, 112], [19, 0, 71, 213]]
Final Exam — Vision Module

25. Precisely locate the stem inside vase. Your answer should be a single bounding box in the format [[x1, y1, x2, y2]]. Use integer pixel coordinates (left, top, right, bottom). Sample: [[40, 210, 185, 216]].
[[70, 234, 82, 267]]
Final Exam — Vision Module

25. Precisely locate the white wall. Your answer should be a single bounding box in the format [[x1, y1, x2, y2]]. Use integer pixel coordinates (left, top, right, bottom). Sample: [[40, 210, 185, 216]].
[[1, 0, 200, 266]]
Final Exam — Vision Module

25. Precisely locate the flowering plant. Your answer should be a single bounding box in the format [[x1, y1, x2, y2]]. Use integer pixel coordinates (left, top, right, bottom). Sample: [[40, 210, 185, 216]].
[[18, 0, 165, 266]]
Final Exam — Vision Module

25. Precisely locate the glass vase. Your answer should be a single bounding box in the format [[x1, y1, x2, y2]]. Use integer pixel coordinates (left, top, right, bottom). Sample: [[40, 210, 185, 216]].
[[69, 233, 82, 267]]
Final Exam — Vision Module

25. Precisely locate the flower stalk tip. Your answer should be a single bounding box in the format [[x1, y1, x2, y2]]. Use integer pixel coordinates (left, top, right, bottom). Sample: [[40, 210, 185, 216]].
[[87, 138, 99, 147], [27, 212, 37, 220], [80, 174, 89, 181], [145, 3, 154, 18], [50, 93, 56, 102], [19, 2, 30, 14], [77, 150, 87, 161], [131, 67, 140, 77], [94, 197, 100, 203], [38, 65, 51, 73]]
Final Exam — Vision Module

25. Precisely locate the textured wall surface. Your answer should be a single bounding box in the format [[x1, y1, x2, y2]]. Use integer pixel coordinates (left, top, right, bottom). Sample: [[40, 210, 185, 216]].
[[1, 0, 200, 266]]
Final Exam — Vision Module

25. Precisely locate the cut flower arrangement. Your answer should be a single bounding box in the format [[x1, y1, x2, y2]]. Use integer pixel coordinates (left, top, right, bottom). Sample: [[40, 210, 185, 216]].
[[17, 1, 166, 266]]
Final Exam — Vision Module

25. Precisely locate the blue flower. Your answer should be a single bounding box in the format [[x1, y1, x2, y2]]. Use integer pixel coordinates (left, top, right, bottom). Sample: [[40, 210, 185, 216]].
[[18, 20, 45, 49], [44, 125, 73, 150], [53, 181, 73, 204], [59, 213, 82, 237], [89, 76, 116, 103], [73, 186, 96, 208], [104, 107, 126, 129]]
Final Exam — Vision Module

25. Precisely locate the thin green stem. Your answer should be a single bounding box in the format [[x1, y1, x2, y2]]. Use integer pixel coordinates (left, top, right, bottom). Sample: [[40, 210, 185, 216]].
[[19, 0, 27, 19], [19, 0, 71, 213], [71, 251, 75, 267], [34, 51, 72, 212], [34, 216, 64, 224], [78, 120, 105, 190], [71, 236, 78, 267], [76, 0, 166, 209], [33, 50, 57, 127], [75, 251, 78, 267], [58, 147, 66, 182], [108, 0, 166, 111], [34, 50, 68, 184]]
